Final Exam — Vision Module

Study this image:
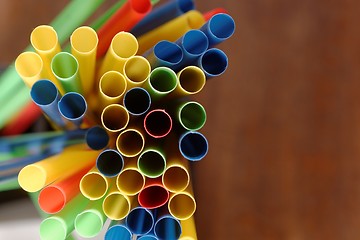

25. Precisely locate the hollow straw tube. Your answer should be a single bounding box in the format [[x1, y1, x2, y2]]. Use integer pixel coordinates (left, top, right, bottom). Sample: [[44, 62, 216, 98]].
[[131, 0, 195, 37], [30, 79, 66, 128], [138, 178, 169, 209], [154, 214, 182, 239], [116, 128, 145, 157], [197, 48, 228, 78], [91, 0, 128, 30], [18, 145, 99, 192], [179, 131, 208, 161], [123, 87, 151, 116], [125, 206, 154, 235], [96, 149, 124, 177], [38, 164, 92, 214], [80, 167, 110, 200], [138, 235, 158, 240], [15, 52, 46, 88], [142, 67, 178, 100], [176, 101, 207, 131], [116, 159, 145, 196], [179, 216, 198, 240], [123, 56, 151, 89], [143, 40, 183, 69], [97, 32, 139, 78], [103, 185, 132, 220], [74, 198, 107, 238], [39, 194, 89, 240], [199, 13, 235, 47], [137, 148, 166, 178], [70, 26, 98, 96], [98, 71, 127, 110], [171, 66, 206, 97], [51, 52, 83, 94], [101, 104, 130, 133], [137, 10, 205, 54], [105, 221, 132, 240], [96, 0, 152, 57], [85, 126, 109, 150], [144, 109, 172, 138], [58, 92, 87, 127], [168, 185, 196, 220]]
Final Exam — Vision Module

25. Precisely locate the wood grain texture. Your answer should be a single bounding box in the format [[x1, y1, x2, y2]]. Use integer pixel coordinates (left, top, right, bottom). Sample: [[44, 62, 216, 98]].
[[1, 0, 360, 239]]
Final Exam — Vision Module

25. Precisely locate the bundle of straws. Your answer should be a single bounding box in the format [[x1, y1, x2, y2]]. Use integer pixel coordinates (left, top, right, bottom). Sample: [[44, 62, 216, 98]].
[[0, 0, 235, 239]]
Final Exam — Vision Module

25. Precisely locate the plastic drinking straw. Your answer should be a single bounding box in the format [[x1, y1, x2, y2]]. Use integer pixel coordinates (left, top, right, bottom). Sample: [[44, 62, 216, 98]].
[[80, 167, 110, 200], [18, 144, 99, 192], [116, 159, 145, 196], [51, 52, 83, 94], [138, 235, 158, 240], [138, 177, 169, 209], [98, 71, 127, 111], [30, 79, 66, 128], [70, 26, 98, 97], [74, 198, 107, 238], [105, 221, 132, 240], [101, 104, 129, 133], [91, 0, 128, 30], [123, 87, 151, 116], [144, 109, 172, 138], [38, 164, 92, 214], [58, 92, 87, 127], [171, 66, 206, 97], [96, 0, 152, 57], [142, 67, 178, 100], [168, 185, 196, 220], [137, 10, 205, 54], [179, 216, 197, 240], [154, 214, 182, 240], [125, 206, 154, 235], [199, 13, 235, 47], [144, 40, 183, 69], [97, 32, 139, 78], [85, 126, 109, 150], [14, 51, 46, 88], [116, 128, 145, 157], [103, 185, 132, 220], [137, 148, 166, 178], [174, 29, 209, 71], [176, 101, 207, 131], [197, 48, 228, 78], [123, 56, 151, 89], [179, 131, 208, 161], [203, 7, 227, 21], [96, 149, 124, 177], [0, 177, 20, 192], [131, 0, 195, 37], [39, 194, 89, 240]]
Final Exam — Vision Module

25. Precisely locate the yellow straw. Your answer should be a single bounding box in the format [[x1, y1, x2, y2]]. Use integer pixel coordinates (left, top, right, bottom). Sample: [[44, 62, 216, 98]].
[[168, 183, 196, 220], [98, 71, 127, 111], [116, 159, 145, 196], [15, 52, 46, 88], [102, 185, 132, 220], [179, 216, 198, 240], [123, 56, 151, 90], [79, 167, 110, 200]]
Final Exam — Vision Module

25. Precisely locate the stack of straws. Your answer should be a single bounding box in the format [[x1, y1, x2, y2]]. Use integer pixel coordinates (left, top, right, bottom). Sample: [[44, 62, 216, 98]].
[[0, 0, 235, 239]]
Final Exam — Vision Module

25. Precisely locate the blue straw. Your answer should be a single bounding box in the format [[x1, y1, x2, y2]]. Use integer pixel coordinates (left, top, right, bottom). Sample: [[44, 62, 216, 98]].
[[200, 13, 235, 47], [179, 131, 208, 161]]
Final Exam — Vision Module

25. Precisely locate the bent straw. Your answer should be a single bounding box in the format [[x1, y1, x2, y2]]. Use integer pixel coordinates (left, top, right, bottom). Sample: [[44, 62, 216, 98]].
[[96, 149, 124, 177], [116, 128, 145, 157], [197, 48, 228, 78], [199, 13, 235, 47], [14, 52, 46, 88], [58, 92, 87, 127], [138, 178, 169, 209], [144, 109, 172, 138], [170, 66, 206, 98], [30, 79, 66, 128], [131, 0, 195, 37], [176, 101, 207, 131], [168, 184, 196, 220], [70, 26, 98, 97], [179, 131, 208, 161], [144, 41, 183, 69], [154, 213, 182, 240], [105, 221, 132, 240], [18, 144, 98, 192], [116, 159, 145, 196], [137, 10, 205, 54], [123, 56, 151, 89], [96, 0, 152, 57], [74, 198, 107, 238], [80, 167, 110, 200], [179, 216, 198, 240], [51, 52, 83, 94], [125, 206, 154, 235], [98, 71, 127, 111], [85, 126, 109, 150], [103, 185, 132, 220], [39, 194, 89, 240], [101, 104, 129, 133], [38, 165, 92, 214], [137, 148, 166, 178], [123, 87, 151, 116]]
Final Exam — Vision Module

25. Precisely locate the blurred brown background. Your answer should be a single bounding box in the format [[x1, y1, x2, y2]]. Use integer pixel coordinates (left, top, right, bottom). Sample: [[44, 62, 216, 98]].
[[1, 0, 359, 239]]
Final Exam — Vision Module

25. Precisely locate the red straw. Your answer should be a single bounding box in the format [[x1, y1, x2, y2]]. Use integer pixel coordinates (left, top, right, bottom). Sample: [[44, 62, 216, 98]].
[[138, 177, 169, 209]]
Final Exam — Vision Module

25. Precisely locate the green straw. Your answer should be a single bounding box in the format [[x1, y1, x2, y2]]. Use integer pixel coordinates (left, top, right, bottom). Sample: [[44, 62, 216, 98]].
[[0, 177, 20, 191]]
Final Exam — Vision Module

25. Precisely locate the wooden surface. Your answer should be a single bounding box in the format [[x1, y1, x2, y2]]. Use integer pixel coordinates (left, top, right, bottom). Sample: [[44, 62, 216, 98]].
[[1, 0, 359, 239]]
